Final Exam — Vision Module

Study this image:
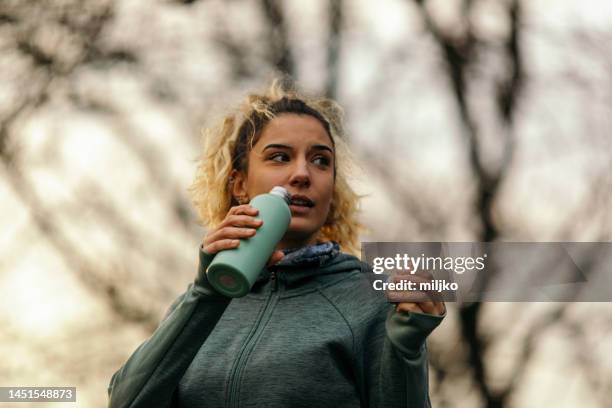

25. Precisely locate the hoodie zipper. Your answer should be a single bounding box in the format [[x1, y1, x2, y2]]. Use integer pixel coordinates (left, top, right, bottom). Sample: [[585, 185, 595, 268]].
[[226, 270, 280, 407]]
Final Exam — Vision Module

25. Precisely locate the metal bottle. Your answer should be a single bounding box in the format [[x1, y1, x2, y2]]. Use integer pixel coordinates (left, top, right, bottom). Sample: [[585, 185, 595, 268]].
[[207, 186, 291, 297]]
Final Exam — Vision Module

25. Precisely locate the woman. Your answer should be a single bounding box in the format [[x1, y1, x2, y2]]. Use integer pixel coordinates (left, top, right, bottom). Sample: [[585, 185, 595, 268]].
[[107, 80, 445, 408]]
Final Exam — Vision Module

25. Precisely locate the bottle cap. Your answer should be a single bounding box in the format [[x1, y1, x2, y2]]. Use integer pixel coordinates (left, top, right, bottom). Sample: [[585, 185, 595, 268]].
[[269, 186, 291, 204]]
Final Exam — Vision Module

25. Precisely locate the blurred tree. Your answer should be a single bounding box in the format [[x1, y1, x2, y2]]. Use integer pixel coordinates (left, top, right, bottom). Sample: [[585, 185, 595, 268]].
[[2, 0, 612, 406]]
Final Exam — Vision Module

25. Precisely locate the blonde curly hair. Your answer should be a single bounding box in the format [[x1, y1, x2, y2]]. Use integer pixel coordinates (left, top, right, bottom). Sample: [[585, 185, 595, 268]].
[[188, 79, 365, 256]]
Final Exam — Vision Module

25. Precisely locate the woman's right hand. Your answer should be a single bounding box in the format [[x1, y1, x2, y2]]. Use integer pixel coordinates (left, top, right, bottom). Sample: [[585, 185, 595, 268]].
[[201, 204, 285, 267]]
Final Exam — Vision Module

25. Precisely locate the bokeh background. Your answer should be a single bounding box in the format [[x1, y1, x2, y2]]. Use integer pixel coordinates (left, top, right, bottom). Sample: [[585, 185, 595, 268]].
[[2, 0, 612, 407]]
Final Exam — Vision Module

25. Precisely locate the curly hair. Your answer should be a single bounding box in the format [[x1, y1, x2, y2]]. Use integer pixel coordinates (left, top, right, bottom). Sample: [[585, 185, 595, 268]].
[[188, 79, 365, 256]]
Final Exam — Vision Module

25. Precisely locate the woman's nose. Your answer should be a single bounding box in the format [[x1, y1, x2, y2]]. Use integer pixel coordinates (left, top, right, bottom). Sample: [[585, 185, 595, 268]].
[[288, 159, 310, 188]]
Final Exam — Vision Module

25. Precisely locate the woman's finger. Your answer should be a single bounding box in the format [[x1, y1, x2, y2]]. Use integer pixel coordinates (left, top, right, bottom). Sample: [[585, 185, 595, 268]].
[[434, 301, 446, 315], [228, 205, 258, 216], [203, 239, 240, 255], [220, 214, 263, 229], [204, 226, 257, 246], [416, 301, 437, 315], [395, 302, 424, 314], [387, 274, 443, 303], [418, 301, 446, 316], [387, 289, 431, 304], [391, 269, 434, 280], [266, 250, 285, 267]]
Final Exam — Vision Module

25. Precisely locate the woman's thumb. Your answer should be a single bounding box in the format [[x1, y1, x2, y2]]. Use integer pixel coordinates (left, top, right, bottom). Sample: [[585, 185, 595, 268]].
[[266, 250, 285, 267]]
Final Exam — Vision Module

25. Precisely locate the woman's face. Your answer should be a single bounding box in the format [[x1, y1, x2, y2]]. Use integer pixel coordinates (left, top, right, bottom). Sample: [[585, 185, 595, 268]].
[[232, 113, 335, 249]]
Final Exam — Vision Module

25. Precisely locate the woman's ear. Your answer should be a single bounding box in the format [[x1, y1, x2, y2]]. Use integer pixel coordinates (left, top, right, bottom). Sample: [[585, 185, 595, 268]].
[[230, 169, 248, 202]]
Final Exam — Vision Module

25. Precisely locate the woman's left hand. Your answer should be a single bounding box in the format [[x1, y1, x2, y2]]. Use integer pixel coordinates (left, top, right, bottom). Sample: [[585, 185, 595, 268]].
[[388, 271, 446, 316], [396, 300, 445, 316]]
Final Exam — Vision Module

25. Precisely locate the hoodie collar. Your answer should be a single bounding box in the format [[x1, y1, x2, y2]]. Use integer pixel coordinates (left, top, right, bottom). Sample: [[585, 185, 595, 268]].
[[277, 241, 340, 267], [253, 241, 363, 289]]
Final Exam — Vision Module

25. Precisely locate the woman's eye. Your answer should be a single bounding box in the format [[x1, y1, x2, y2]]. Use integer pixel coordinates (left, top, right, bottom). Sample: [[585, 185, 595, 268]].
[[269, 152, 289, 162], [313, 156, 331, 166]]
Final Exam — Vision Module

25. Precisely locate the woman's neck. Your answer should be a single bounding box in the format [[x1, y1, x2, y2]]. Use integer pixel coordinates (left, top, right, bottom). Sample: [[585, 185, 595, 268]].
[[276, 235, 319, 252]]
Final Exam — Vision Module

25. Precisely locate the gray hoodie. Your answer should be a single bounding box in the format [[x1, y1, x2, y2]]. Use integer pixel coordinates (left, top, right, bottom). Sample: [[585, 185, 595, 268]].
[[108, 243, 444, 407]]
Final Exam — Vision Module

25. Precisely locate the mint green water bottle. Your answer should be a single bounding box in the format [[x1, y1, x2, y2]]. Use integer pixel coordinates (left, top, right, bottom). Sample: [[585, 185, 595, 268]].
[[207, 186, 292, 297]]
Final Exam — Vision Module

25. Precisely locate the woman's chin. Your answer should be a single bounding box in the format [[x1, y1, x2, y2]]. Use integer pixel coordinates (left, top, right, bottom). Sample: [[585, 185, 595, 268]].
[[283, 223, 320, 245]]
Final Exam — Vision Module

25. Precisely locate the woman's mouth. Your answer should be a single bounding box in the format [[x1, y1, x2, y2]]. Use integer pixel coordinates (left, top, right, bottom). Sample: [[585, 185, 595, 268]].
[[289, 195, 314, 215]]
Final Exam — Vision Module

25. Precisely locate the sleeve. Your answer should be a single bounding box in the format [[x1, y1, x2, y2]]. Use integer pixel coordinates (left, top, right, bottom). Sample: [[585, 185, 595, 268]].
[[107, 246, 231, 408], [361, 306, 445, 408]]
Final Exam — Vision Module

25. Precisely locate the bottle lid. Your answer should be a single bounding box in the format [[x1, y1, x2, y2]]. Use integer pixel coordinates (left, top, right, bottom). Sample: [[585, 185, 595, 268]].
[[269, 186, 291, 204]]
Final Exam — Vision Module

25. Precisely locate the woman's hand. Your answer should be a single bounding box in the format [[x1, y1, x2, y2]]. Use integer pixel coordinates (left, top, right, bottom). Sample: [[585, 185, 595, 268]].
[[201, 204, 285, 267], [396, 300, 445, 316], [387, 270, 446, 316]]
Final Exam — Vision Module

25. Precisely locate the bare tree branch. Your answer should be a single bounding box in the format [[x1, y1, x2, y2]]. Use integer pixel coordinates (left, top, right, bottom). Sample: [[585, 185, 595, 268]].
[[411, 1, 525, 406], [0, 161, 160, 331], [358, 147, 447, 237], [261, 0, 294, 75], [325, 0, 342, 99], [0, 1, 165, 331]]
